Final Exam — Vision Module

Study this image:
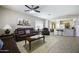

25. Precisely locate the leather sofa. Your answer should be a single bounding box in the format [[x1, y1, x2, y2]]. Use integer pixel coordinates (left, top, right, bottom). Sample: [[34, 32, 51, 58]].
[[42, 28, 50, 35], [14, 28, 39, 41]]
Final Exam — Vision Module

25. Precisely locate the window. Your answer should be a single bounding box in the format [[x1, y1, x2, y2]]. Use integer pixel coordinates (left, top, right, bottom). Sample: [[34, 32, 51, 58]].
[[35, 20, 44, 30]]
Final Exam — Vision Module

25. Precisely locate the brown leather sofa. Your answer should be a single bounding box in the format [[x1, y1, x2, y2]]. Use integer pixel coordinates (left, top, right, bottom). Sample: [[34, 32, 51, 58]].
[[14, 28, 39, 41], [0, 34, 20, 53]]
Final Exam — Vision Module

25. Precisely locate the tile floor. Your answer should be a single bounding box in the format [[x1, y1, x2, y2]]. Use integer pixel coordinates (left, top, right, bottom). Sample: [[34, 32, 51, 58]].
[[16, 33, 79, 53]]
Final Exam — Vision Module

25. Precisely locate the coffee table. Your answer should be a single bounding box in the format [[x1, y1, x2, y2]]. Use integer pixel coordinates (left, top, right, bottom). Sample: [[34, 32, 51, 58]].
[[25, 35, 45, 50]]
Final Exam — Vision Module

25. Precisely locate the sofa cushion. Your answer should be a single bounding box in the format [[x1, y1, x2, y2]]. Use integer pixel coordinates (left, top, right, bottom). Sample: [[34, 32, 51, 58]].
[[25, 30, 30, 34]]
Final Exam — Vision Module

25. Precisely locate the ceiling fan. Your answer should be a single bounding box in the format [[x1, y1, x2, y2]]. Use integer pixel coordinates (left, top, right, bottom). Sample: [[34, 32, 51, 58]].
[[25, 5, 40, 13]]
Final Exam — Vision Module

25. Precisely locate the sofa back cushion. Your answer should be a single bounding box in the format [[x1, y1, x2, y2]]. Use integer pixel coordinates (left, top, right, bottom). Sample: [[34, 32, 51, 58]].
[[18, 30, 25, 35], [15, 28, 25, 35]]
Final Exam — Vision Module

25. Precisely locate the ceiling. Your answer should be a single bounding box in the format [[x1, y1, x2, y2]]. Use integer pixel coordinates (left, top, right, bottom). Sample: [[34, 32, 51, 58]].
[[2, 5, 79, 20]]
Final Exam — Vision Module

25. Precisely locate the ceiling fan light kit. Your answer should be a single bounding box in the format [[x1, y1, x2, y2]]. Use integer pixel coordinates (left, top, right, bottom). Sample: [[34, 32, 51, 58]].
[[29, 10, 35, 13]]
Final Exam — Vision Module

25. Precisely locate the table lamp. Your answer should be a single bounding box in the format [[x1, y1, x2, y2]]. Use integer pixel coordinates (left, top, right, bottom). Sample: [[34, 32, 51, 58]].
[[3, 25, 12, 34]]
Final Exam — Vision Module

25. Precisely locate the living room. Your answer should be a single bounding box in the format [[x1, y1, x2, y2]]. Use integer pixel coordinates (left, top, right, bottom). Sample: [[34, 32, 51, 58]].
[[0, 5, 79, 53]]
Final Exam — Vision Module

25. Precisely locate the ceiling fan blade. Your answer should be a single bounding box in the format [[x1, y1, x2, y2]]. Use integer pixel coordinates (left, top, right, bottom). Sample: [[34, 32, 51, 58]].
[[34, 10, 40, 13], [25, 5, 31, 9], [33, 6, 39, 9], [24, 10, 30, 12]]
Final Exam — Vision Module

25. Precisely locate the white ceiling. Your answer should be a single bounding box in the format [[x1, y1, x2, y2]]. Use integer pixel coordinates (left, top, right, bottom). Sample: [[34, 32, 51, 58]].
[[2, 5, 79, 20]]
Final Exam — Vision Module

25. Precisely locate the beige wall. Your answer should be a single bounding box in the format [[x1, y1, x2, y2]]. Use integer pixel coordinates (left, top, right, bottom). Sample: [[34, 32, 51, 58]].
[[0, 6, 45, 34]]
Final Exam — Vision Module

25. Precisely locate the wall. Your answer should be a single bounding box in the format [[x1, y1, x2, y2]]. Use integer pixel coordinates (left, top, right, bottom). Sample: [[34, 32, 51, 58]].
[[74, 17, 79, 36], [0, 6, 45, 34], [35, 19, 44, 30], [44, 20, 49, 28], [43, 20, 53, 31]]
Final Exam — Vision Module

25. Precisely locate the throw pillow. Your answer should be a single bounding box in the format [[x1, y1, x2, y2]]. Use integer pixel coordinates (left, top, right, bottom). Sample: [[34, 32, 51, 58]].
[[26, 30, 30, 34]]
